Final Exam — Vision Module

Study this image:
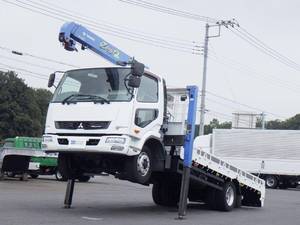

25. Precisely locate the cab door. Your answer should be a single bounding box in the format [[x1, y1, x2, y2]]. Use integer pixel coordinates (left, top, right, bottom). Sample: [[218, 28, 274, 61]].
[[130, 74, 163, 141]]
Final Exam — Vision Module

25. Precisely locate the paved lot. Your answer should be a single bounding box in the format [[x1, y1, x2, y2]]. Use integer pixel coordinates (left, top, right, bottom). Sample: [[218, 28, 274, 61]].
[[0, 176, 299, 225]]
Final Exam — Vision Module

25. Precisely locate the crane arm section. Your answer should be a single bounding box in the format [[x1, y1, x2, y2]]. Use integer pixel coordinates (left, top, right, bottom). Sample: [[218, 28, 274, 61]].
[[58, 22, 133, 66]]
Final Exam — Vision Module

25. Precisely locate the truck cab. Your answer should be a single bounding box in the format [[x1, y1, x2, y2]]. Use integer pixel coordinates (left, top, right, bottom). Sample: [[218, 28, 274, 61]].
[[43, 67, 169, 184]]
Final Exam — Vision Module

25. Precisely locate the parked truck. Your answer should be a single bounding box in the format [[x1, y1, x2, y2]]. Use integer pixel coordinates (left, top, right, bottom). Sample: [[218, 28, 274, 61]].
[[0, 137, 44, 180], [195, 129, 300, 189], [42, 22, 265, 212]]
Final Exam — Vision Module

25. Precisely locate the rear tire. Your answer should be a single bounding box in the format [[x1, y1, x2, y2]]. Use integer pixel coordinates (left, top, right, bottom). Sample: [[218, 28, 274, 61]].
[[265, 175, 278, 189], [235, 195, 242, 208], [289, 182, 298, 188], [206, 189, 217, 210], [215, 182, 236, 211], [152, 180, 180, 207]]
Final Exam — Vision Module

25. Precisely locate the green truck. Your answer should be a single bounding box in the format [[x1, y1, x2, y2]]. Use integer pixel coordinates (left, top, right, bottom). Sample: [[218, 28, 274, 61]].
[[0, 137, 43, 180], [1, 137, 90, 181], [29, 153, 62, 180]]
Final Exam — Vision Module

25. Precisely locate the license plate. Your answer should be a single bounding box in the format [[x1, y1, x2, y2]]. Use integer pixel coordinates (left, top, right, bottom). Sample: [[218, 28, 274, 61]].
[[29, 162, 40, 170], [69, 140, 85, 148]]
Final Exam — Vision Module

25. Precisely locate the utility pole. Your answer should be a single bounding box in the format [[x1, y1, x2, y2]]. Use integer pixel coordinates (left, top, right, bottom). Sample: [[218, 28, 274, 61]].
[[199, 20, 239, 135], [261, 112, 266, 129], [199, 24, 210, 136]]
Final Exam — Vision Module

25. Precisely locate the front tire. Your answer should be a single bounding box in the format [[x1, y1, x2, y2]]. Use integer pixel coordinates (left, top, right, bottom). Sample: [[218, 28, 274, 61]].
[[57, 154, 74, 180], [55, 170, 67, 181], [126, 146, 152, 184]]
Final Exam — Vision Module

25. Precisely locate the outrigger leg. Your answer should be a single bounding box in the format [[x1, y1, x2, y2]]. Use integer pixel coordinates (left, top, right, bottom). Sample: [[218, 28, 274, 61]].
[[64, 179, 75, 208]]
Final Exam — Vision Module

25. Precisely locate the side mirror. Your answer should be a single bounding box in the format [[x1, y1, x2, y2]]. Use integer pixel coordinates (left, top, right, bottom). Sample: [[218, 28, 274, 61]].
[[128, 75, 141, 88], [48, 73, 56, 88], [131, 60, 145, 77]]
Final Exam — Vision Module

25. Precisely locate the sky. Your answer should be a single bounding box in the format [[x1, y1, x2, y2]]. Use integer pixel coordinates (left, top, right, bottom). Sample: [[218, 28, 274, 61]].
[[1, 0, 300, 124]]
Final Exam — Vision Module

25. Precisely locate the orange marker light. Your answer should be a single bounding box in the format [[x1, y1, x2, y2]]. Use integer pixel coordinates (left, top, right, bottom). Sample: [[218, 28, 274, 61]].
[[134, 129, 140, 134]]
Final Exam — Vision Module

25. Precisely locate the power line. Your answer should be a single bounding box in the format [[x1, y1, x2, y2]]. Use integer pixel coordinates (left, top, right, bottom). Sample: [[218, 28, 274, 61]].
[[205, 90, 284, 119], [118, 0, 217, 23], [228, 26, 300, 72], [21, 0, 200, 51], [206, 110, 251, 126], [39, 0, 202, 47], [206, 97, 240, 111], [207, 53, 300, 95], [119, 0, 300, 72], [236, 27, 300, 71], [0, 62, 49, 81], [0, 54, 59, 71], [0, 45, 79, 68], [3, 0, 202, 55]]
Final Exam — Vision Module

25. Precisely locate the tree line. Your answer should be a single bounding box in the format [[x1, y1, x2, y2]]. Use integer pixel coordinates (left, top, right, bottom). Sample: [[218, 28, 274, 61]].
[[0, 71, 52, 140], [203, 114, 300, 135]]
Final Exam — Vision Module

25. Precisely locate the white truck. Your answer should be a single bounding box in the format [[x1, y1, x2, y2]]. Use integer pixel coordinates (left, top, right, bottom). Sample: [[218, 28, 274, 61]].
[[196, 129, 300, 189], [42, 22, 265, 212]]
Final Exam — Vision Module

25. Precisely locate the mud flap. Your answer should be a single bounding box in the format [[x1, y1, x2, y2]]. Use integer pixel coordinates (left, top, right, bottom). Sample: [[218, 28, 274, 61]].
[[241, 188, 262, 207]]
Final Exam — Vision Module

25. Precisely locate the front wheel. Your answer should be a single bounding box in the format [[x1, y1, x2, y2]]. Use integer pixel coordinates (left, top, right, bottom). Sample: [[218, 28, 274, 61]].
[[126, 146, 152, 184], [57, 154, 75, 180], [55, 170, 67, 181]]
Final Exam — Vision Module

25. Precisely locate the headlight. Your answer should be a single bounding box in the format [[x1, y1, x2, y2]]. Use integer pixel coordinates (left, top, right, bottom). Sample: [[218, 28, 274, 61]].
[[43, 135, 53, 143], [105, 137, 126, 144]]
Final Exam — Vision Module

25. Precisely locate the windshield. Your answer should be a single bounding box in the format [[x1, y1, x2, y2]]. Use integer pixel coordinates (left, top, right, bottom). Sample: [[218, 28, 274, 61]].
[[52, 68, 133, 103]]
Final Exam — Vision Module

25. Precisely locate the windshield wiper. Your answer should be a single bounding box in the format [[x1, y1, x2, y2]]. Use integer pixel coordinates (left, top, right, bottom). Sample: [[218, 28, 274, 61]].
[[86, 95, 110, 104], [62, 94, 110, 104]]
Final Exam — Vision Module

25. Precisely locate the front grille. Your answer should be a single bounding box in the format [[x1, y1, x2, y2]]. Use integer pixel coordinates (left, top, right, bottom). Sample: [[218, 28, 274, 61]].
[[86, 139, 100, 146], [58, 138, 69, 145], [55, 121, 110, 130], [57, 138, 100, 146]]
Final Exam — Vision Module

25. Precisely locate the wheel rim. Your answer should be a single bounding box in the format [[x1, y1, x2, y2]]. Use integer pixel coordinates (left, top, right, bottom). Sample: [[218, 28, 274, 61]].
[[56, 171, 62, 180], [225, 186, 235, 206], [266, 177, 275, 187], [137, 152, 150, 177]]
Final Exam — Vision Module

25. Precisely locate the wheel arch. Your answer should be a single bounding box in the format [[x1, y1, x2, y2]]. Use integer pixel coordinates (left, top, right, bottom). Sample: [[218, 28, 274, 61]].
[[143, 137, 165, 171]]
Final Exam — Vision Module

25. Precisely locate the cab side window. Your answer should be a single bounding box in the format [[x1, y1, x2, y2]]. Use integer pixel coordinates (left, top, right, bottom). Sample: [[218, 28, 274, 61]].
[[135, 109, 158, 128], [137, 75, 158, 102]]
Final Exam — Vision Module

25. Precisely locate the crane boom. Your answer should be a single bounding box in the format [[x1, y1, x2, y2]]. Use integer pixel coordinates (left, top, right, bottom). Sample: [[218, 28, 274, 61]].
[[59, 22, 133, 66]]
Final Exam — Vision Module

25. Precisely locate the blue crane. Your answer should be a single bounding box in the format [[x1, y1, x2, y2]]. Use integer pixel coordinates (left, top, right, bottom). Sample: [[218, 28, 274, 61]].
[[58, 22, 145, 79], [59, 22, 133, 66]]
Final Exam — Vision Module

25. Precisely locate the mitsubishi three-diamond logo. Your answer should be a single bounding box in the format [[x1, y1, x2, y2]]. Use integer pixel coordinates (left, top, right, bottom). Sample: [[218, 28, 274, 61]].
[[77, 123, 84, 129]]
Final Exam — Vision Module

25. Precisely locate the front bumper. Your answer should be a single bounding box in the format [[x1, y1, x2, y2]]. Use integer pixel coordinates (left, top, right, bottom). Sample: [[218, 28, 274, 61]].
[[42, 134, 137, 156]]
